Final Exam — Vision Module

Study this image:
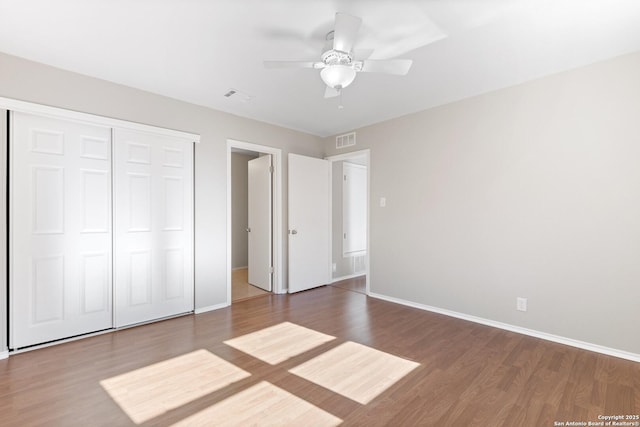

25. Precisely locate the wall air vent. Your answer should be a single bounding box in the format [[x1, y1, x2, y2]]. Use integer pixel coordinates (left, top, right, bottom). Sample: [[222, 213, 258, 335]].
[[336, 132, 356, 149]]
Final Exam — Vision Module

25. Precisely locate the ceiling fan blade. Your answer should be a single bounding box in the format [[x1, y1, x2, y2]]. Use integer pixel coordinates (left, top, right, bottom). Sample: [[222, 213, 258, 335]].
[[263, 61, 322, 69], [333, 12, 361, 53], [324, 86, 340, 98], [359, 59, 413, 75], [353, 48, 374, 60]]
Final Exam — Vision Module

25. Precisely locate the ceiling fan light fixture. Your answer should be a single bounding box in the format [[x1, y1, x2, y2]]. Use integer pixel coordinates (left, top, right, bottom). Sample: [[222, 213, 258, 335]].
[[320, 65, 356, 89]]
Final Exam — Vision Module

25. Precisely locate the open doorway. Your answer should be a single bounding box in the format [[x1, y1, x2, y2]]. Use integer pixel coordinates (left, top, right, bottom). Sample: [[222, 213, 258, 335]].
[[230, 149, 268, 302], [327, 150, 370, 295], [227, 140, 283, 305]]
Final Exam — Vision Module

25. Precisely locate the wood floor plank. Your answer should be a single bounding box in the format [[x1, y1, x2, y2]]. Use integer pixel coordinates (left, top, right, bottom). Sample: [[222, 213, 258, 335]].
[[232, 268, 270, 302], [1, 282, 638, 426]]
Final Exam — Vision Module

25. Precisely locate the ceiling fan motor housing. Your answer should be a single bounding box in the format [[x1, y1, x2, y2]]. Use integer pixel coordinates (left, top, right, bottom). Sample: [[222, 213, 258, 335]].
[[320, 49, 357, 89], [321, 49, 353, 67]]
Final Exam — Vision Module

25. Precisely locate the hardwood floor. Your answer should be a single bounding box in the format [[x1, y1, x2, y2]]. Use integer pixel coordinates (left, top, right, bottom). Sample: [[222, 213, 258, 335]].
[[1, 284, 638, 426], [232, 267, 270, 302], [331, 275, 366, 294]]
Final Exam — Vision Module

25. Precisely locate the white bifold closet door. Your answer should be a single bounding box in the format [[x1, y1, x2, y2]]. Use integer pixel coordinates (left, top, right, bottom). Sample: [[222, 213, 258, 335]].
[[113, 129, 194, 327], [10, 112, 113, 349]]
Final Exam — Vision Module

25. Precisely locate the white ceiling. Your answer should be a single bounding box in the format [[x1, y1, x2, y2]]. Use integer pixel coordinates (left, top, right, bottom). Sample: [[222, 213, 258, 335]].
[[1, 0, 640, 137]]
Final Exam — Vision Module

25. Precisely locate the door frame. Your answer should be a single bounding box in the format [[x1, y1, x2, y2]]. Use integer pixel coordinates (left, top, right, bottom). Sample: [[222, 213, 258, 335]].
[[325, 149, 371, 295], [226, 139, 283, 304]]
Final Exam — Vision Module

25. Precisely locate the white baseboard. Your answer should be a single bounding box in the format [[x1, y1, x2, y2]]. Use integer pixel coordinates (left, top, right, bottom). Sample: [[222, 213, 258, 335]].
[[0, 350, 8, 360], [195, 302, 229, 314], [331, 273, 366, 283], [369, 292, 640, 363]]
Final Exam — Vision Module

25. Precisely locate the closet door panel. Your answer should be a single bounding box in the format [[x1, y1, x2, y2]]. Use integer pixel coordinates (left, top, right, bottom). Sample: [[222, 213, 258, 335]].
[[10, 112, 113, 349], [114, 129, 194, 327]]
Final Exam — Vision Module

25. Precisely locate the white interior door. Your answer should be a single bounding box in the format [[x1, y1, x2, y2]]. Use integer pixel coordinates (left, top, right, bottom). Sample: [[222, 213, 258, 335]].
[[114, 129, 194, 327], [10, 112, 113, 348], [288, 153, 330, 293], [343, 162, 367, 256], [248, 154, 272, 291]]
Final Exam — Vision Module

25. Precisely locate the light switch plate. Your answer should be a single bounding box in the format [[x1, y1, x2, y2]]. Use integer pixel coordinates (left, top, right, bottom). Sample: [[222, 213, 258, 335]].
[[516, 297, 527, 312]]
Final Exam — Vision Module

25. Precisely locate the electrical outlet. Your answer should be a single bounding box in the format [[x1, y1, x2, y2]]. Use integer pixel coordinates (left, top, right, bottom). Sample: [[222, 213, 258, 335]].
[[379, 197, 386, 207], [516, 297, 527, 312]]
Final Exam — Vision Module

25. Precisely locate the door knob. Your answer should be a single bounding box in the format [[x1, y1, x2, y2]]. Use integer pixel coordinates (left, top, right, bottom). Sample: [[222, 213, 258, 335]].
[[290, 229, 297, 235], [246, 227, 251, 232]]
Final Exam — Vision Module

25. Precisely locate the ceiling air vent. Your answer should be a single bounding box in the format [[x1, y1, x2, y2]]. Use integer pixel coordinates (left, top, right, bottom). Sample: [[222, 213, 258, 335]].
[[336, 132, 356, 149], [223, 88, 254, 103]]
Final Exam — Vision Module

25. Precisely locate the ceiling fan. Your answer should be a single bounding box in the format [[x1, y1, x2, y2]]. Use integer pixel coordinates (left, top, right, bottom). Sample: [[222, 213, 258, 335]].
[[264, 12, 413, 99]]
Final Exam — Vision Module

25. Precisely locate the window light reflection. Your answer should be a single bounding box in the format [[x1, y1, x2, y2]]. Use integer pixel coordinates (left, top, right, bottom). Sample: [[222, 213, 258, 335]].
[[100, 349, 250, 424], [223, 322, 335, 365], [171, 381, 342, 427], [289, 341, 419, 404]]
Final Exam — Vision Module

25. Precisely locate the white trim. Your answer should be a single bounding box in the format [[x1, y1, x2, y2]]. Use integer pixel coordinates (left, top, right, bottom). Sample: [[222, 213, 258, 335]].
[[8, 312, 197, 355], [195, 302, 230, 314], [326, 157, 333, 287], [0, 96, 200, 142], [111, 128, 117, 331], [343, 250, 366, 258], [232, 266, 248, 271], [8, 112, 14, 349], [326, 149, 369, 163], [0, 111, 5, 355], [226, 139, 284, 307], [343, 162, 367, 170], [326, 149, 371, 295], [331, 273, 366, 283], [9, 328, 114, 355], [369, 292, 640, 363]]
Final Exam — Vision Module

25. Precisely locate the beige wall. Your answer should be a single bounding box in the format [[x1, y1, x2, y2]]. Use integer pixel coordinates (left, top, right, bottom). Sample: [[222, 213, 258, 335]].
[[231, 152, 257, 269], [324, 52, 640, 355], [0, 52, 324, 315]]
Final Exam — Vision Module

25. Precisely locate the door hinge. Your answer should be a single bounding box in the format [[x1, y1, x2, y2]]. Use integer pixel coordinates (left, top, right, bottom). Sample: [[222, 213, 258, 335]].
[[269, 165, 274, 174], [344, 233, 347, 239], [270, 266, 274, 274], [344, 175, 347, 181]]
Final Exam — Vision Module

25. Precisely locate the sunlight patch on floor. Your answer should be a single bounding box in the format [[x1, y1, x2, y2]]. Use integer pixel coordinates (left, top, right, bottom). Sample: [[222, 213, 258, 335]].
[[171, 381, 341, 426], [289, 341, 420, 404], [223, 322, 335, 365], [100, 349, 250, 424]]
